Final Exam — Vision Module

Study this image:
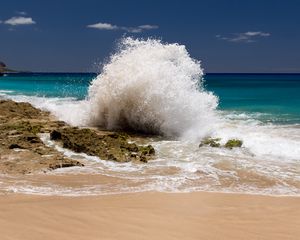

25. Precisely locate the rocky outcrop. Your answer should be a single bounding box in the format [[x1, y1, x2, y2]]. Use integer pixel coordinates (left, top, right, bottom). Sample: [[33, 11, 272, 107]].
[[199, 138, 221, 148], [50, 128, 155, 163], [0, 100, 156, 175], [199, 137, 243, 149], [0, 61, 6, 74], [0, 61, 18, 74], [224, 139, 243, 149], [0, 101, 84, 174]]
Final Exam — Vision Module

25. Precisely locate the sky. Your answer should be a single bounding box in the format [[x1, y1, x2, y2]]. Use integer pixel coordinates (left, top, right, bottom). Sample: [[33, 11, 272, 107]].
[[1, 0, 300, 73]]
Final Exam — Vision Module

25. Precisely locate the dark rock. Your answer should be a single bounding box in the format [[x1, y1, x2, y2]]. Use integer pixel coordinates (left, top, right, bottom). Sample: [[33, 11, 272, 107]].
[[25, 134, 41, 143], [9, 144, 24, 149], [50, 130, 62, 140], [139, 145, 155, 155]]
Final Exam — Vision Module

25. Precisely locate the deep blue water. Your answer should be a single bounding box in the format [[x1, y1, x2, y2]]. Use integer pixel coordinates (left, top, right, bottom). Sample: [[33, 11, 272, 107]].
[[1, 73, 300, 124]]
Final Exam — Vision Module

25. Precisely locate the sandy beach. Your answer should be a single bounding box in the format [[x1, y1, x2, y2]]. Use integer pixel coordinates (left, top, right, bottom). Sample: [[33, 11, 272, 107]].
[[1, 192, 299, 240], [2, 1, 300, 239]]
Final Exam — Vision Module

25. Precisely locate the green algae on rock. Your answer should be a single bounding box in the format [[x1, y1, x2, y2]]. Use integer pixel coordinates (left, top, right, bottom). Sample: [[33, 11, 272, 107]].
[[225, 139, 243, 149], [199, 138, 221, 148], [50, 127, 155, 163], [199, 137, 243, 149], [0, 100, 47, 120], [0, 121, 43, 135]]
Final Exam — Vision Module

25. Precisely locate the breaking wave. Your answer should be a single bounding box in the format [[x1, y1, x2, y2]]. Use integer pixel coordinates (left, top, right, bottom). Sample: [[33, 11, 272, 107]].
[[85, 37, 218, 138]]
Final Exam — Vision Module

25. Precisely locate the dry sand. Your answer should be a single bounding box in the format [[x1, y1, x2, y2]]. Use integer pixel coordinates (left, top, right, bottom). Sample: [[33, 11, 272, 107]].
[[0, 192, 299, 240]]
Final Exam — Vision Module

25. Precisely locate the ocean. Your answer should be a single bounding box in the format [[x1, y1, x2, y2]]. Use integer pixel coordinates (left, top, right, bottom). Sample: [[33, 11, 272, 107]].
[[1, 72, 300, 124], [0, 73, 300, 124], [0, 38, 299, 196]]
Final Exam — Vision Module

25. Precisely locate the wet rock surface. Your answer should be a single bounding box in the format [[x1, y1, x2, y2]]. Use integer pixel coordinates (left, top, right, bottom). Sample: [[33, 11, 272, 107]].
[[199, 137, 243, 149], [50, 128, 155, 163], [199, 138, 221, 148], [0, 100, 155, 175], [225, 139, 243, 149], [0, 100, 83, 174]]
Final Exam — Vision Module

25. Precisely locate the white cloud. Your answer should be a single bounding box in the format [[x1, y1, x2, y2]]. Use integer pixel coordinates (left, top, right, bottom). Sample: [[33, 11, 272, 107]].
[[87, 22, 118, 30], [138, 25, 159, 30], [87, 22, 158, 33], [217, 31, 270, 43], [244, 31, 270, 37], [4, 16, 36, 26]]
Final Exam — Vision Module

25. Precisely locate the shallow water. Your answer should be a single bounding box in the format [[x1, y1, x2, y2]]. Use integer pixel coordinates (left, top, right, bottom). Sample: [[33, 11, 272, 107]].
[[1, 132, 299, 196]]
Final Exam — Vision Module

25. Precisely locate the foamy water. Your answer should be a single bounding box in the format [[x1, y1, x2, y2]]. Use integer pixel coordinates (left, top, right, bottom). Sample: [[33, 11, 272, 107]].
[[0, 38, 300, 196], [1, 129, 299, 196], [85, 38, 218, 139]]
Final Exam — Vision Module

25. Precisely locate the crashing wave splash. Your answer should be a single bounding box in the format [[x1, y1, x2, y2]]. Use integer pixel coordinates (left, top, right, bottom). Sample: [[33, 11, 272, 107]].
[[86, 37, 218, 138]]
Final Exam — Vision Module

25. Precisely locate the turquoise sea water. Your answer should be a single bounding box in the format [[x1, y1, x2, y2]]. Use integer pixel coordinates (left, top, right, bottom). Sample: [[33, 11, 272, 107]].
[[0, 73, 92, 99], [1, 73, 300, 196], [1, 73, 300, 124], [205, 74, 300, 124]]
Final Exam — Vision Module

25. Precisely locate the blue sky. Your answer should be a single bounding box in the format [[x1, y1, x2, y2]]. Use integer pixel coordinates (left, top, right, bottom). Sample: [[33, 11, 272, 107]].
[[1, 0, 300, 73]]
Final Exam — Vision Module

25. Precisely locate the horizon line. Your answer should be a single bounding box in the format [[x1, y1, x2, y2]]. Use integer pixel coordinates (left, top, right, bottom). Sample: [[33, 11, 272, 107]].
[[6, 72, 300, 75]]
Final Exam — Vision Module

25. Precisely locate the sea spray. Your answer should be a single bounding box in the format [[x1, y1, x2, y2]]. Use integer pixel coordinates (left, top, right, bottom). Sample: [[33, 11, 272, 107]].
[[86, 37, 218, 138]]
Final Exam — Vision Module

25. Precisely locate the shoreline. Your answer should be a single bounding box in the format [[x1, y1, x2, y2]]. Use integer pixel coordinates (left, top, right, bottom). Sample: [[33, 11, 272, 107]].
[[4, 187, 300, 198], [0, 99, 300, 239], [1, 191, 300, 240]]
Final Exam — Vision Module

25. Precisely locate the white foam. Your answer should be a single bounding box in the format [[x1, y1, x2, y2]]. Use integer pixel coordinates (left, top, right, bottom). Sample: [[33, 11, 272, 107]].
[[0, 90, 15, 97], [0, 90, 14, 93], [24, 133, 297, 196], [85, 37, 218, 139], [2, 94, 89, 126], [213, 119, 300, 162]]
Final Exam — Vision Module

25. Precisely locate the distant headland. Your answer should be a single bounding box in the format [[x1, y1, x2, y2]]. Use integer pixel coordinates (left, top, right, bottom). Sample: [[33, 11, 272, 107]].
[[0, 61, 19, 76]]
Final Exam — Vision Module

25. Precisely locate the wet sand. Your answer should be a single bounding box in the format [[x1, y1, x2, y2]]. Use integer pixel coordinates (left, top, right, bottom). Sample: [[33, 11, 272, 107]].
[[1, 192, 299, 240]]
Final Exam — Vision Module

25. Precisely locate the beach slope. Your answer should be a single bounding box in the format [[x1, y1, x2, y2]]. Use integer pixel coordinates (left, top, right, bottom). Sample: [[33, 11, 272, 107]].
[[0, 192, 299, 240]]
